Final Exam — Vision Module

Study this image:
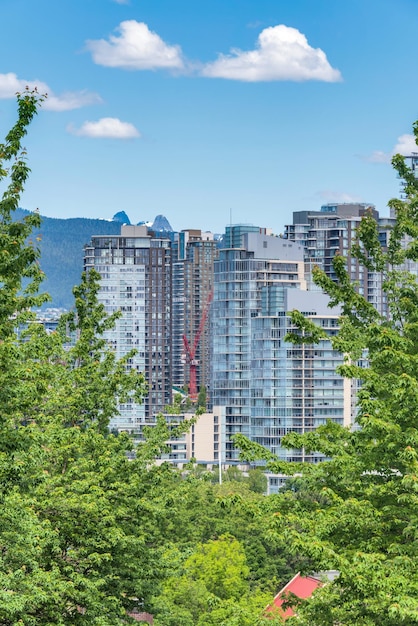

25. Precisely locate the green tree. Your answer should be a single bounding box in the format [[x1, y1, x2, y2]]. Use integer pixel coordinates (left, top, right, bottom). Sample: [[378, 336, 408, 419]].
[[248, 467, 268, 494], [197, 385, 207, 409], [153, 536, 284, 626], [236, 124, 418, 624], [57, 267, 147, 433], [184, 534, 250, 600], [147, 467, 301, 620], [0, 91, 189, 625]]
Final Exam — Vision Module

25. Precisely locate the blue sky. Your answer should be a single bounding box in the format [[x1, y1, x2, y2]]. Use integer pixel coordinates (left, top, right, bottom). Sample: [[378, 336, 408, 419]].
[[1, 0, 418, 234]]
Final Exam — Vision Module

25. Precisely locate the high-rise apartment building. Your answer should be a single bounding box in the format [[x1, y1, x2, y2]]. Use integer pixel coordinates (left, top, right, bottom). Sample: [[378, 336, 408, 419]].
[[284, 200, 418, 318], [84, 225, 172, 433], [284, 203, 389, 314], [251, 288, 351, 463], [82, 217, 356, 467], [172, 230, 219, 403], [211, 224, 353, 465]]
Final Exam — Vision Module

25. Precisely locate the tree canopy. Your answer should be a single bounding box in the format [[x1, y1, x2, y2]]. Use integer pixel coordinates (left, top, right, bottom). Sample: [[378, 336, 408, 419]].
[[235, 126, 418, 624], [0, 91, 293, 626], [6, 90, 418, 626], [0, 90, 176, 625]]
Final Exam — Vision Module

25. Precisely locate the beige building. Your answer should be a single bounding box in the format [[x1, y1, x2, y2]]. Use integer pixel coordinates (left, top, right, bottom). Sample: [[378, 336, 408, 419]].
[[156, 411, 218, 466]]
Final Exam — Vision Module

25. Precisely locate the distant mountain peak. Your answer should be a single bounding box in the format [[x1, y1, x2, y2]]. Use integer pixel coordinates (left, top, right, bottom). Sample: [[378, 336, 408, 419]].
[[151, 214, 173, 232], [112, 211, 131, 224]]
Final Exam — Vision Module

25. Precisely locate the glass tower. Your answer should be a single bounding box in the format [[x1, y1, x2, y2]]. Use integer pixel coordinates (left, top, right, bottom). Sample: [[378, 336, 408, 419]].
[[212, 225, 353, 463], [84, 225, 172, 434]]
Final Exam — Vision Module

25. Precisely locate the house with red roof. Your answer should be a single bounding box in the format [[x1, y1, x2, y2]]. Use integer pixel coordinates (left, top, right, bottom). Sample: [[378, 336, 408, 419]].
[[266, 572, 323, 620]]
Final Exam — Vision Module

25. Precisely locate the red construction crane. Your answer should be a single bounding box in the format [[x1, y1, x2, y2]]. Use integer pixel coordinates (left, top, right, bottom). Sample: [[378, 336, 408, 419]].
[[182, 289, 213, 402]]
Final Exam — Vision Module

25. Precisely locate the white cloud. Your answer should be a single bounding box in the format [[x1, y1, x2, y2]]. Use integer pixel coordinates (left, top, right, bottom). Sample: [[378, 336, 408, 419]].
[[86, 20, 184, 71], [367, 133, 418, 163], [201, 25, 342, 82], [367, 150, 391, 164], [393, 133, 418, 155], [45, 90, 102, 112], [316, 190, 363, 204], [0, 72, 102, 111], [68, 117, 140, 139]]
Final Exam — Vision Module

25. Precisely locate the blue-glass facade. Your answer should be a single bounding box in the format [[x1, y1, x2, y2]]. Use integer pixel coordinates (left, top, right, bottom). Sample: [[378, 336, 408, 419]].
[[212, 225, 351, 463]]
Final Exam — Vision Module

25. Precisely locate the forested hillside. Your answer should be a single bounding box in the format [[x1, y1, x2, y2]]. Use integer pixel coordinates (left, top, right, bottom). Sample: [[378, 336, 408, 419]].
[[14, 208, 128, 308]]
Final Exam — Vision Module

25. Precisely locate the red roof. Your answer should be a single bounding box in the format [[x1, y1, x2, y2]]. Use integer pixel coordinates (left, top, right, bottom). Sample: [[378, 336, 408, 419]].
[[267, 572, 322, 620]]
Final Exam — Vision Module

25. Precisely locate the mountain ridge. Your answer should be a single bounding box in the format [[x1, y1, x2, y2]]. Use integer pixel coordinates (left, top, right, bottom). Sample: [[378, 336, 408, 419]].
[[14, 209, 174, 309]]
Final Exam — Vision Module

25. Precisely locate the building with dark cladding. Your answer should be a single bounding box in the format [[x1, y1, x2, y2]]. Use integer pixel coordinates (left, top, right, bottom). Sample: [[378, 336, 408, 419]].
[[172, 229, 219, 405], [84, 224, 172, 435]]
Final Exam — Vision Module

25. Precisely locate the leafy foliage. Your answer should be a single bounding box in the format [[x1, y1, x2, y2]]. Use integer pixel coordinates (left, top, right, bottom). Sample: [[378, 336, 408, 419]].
[[0, 92, 295, 625], [153, 535, 283, 626], [235, 125, 418, 624], [0, 90, 173, 625]]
